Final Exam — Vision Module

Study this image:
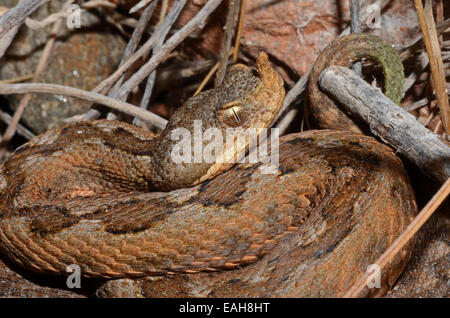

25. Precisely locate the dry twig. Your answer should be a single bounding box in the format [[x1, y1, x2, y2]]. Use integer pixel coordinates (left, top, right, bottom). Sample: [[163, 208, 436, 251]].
[[350, 0, 362, 76], [80, 0, 217, 124], [129, 0, 154, 14], [0, 74, 33, 84], [413, 0, 450, 135], [0, 0, 49, 38], [194, 50, 233, 96], [114, 0, 223, 100], [215, 0, 241, 87], [0, 0, 47, 59], [0, 110, 34, 140], [110, 0, 159, 95], [0, 3, 69, 157], [232, 0, 246, 62], [0, 83, 167, 130], [158, 0, 169, 24], [133, 0, 188, 126], [319, 66, 450, 183], [400, 18, 450, 60]]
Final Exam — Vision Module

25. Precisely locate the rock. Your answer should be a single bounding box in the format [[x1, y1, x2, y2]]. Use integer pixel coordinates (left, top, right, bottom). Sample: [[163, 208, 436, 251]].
[[0, 257, 84, 298], [0, 1, 126, 134], [170, 0, 420, 78], [239, 0, 419, 76]]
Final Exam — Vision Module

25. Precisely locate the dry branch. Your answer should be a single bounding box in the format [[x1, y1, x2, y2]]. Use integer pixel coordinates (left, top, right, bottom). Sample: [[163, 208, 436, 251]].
[[0, 8, 67, 159], [114, 0, 223, 100], [232, 0, 246, 62], [81, 0, 159, 121], [414, 0, 450, 135], [81, 0, 216, 123], [129, 0, 154, 14], [0, 0, 49, 38], [132, 0, 187, 126], [400, 18, 450, 60], [215, 0, 240, 87], [0, 26, 19, 59], [0, 0, 50, 59], [0, 83, 168, 130], [319, 66, 450, 184], [138, 0, 187, 107], [350, 0, 362, 76], [0, 110, 34, 140]]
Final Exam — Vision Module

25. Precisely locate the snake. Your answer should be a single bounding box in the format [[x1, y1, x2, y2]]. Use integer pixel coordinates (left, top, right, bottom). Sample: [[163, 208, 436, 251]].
[[0, 34, 416, 297]]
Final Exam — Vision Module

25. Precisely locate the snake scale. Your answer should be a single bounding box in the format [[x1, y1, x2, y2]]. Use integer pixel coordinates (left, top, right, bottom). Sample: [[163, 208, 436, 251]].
[[0, 34, 417, 297]]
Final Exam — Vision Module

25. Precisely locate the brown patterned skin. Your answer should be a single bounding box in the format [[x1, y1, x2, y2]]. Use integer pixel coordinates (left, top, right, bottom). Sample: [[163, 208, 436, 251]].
[[308, 34, 404, 133], [0, 48, 416, 296]]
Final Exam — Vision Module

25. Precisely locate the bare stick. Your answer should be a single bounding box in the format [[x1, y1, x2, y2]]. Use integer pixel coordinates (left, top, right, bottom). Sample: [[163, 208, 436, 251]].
[[404, 97, 429, 112], [0, 110, 34, 140], [91, 24, 158, 95], [111, 3, 159, 98], [400, 18, 450, 60], [350, 0, 362, 76], [133, 0, 188, 125], [414, 0, 450, 134], [82, 0, 190, 121], [344, 177, 450, 297], [194, 62, 220, 96], [158, 0, 169, 24], [119, 1, 158, 70], [0, 27, 19, 59], [276, 108, 299, 135], [0, 74, 34, 84], [274, 66, 311, 125], [82, 0, 159, 121], [232, 0, 245, 62], [135, 0, 187, 105], [0, 4, 19, 59], [0, 0, 49, 38], [129, 0, 154, 14], [215, 0, 240, 87], [435, 0, 443, 43], [106, 0, 159, 120], [194, 49, 233, 96], [114, 0, 223, 100], [350, 0, 361, 33], [0, 9, 66, 155], [319, 66, 450, 183], [0, 83, 168, 130], [0, 0, 41, 59]]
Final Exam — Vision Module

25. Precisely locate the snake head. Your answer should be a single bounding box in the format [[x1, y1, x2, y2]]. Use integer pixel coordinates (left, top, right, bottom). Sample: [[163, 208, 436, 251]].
[[153, 52, 285, 189], [211, 52, 285, 172], [217, 52, 285, 130]]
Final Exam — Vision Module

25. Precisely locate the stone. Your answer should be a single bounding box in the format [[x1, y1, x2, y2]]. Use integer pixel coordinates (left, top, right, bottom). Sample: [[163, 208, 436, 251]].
[[0, 0, 126, 134]]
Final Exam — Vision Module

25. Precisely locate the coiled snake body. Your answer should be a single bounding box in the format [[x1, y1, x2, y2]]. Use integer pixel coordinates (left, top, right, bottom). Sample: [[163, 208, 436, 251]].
[[0, 35, 416, 297]]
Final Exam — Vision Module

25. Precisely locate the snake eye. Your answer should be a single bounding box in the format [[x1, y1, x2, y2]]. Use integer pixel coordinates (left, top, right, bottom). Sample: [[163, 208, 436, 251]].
[[220, 101, 245, 127]]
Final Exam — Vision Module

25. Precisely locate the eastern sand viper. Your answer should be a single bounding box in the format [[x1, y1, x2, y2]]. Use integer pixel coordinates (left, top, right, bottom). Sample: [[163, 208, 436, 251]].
[[0, 34, 416, 297]]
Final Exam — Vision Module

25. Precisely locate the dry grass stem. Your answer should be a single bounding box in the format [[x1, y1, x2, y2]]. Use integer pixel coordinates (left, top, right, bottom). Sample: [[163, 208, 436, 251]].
[[0, 83, 168, 130], [215, 0, 241, 87], [232, 0, 246, 62], [413, 0, 450, 134]]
